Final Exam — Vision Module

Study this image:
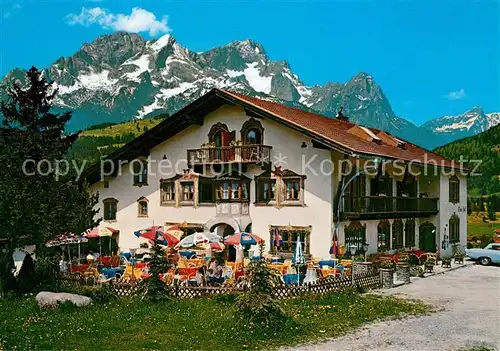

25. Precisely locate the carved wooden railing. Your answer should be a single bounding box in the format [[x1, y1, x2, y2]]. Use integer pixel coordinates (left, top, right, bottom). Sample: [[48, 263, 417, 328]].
[[187, 144, 272, 165]]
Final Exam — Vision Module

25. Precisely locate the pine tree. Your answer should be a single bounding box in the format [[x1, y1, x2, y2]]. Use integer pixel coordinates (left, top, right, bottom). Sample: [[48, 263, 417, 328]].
[[145, 240, 168, 301], [0, 67, 100, 269]]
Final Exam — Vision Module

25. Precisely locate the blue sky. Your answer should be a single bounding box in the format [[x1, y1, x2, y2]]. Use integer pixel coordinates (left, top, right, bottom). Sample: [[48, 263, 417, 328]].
[[0, 0, 498, 125]]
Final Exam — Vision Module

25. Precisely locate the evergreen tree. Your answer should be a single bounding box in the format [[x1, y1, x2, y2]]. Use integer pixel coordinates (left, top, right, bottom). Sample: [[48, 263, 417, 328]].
[[0, 67, 100, 270], [145, 240, 168, 301]]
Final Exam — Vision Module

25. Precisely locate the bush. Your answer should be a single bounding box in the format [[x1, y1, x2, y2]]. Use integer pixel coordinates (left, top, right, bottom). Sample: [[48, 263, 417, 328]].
[[410, 266, 425, 278], [34, 255, 60, 291], [69, 284, 115, 304], [235, 245, 288, 328], [235, 292, 288, 327]]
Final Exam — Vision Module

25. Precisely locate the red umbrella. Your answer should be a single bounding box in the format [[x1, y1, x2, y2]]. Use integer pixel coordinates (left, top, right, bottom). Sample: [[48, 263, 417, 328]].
[[224, 232, 264, 246], [329, 227, 339, 256], [139, 230, 180, 247]]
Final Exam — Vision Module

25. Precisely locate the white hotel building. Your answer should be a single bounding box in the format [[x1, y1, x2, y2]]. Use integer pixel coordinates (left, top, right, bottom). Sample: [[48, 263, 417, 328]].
[[84, 89, 468, 258]]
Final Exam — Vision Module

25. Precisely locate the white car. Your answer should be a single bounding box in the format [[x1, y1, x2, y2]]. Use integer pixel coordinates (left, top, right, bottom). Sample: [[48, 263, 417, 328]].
[[466, 243, 500, 266]]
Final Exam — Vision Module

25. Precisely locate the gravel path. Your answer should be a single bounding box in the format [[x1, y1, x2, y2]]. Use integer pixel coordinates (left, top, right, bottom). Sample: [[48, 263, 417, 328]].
[[285, 265, 500, 351]]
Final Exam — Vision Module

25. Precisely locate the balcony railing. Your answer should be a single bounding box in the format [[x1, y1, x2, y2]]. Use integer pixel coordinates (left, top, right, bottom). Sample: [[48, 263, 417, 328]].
[[187, 145, 272, 165], [340, 195, 439, 219]]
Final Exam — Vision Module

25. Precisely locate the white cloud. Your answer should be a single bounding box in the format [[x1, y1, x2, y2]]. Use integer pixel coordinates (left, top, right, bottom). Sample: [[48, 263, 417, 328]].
[[66, 7, 171, 37], [445, 88, 466, 100]]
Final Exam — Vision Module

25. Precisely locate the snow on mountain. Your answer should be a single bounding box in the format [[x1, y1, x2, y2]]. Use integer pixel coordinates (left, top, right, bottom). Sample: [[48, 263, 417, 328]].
[[1, 31, 497, 149], [421, 106, 500, 147]]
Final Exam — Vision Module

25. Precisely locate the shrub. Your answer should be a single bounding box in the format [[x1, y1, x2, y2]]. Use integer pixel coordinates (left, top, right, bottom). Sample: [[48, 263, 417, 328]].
[[235, 245, 288, 328], [72, 284, 115, 303], [379, 261, 395, 269], [410, 266, 425, 278], [34, 255, 60, 291], [235, 292, 288, 327]]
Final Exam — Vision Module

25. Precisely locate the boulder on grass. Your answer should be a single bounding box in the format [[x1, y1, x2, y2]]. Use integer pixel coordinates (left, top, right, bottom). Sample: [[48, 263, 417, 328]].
[[35, 291, 92, 308]]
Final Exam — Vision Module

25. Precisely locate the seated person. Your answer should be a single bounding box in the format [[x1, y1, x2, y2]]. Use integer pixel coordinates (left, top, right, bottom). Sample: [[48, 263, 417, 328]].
[[189, 266, 206, 286], [207, 258, 224, 285]]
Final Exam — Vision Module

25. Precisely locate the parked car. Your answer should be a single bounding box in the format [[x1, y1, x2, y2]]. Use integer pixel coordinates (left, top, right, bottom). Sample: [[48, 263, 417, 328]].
[[465, 243, 500, 265]]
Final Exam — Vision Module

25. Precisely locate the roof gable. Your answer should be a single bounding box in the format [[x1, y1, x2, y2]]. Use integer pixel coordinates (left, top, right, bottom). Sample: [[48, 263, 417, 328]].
[[83, 88, 464, 184]]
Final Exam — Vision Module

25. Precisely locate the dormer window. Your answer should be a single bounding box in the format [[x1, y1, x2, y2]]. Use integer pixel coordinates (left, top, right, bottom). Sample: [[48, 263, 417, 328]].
[[241, 117, 264, 145]]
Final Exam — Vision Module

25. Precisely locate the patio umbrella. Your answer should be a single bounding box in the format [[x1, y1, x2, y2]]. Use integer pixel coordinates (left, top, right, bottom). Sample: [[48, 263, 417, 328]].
[[329, 225, 340, 257], [164, 225, 184, 240], [293, 235, 306, 285], [46, 233, 87, 247], [176, 232, 221, 249], [134, 229, 180, 247], [224, 232, 264, 246], [200, 242, 225, 252], [84, 227, 119, 257], [46, 233, 88, 267]]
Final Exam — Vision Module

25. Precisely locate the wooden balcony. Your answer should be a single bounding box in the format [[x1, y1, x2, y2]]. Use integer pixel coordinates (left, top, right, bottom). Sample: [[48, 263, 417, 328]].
[[339, 195, 439, 220], [187, 145, 272, 165]]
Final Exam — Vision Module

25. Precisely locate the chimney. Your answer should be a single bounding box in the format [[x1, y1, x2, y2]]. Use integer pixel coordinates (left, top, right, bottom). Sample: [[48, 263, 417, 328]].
[[336, 106, 349, 122]]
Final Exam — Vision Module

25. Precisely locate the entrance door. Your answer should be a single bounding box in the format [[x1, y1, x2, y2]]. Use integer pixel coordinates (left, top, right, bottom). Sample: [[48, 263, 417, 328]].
[[419, 222, 436, 253]]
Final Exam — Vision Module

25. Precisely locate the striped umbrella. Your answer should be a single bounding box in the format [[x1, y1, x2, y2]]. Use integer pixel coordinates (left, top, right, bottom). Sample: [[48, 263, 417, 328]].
[[83, 227, 119, 257], [176, 232, 221, 249], [134, 228, 180, 247], [224, 232, 264, 246]]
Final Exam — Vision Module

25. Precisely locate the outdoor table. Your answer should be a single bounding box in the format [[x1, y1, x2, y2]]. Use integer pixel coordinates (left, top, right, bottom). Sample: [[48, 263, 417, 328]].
[[270, 258, 285, 264], [283, 274, 305, 286], [101, 267, 124, 279], [179, 251, 196, 259], [321, 267, 342, 277]]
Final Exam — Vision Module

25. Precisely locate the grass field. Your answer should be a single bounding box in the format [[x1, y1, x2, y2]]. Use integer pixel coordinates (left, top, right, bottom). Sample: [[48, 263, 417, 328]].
[[81, 118, 163, 138], [467, 213, 500, 240], [0, 293, 428, 350]]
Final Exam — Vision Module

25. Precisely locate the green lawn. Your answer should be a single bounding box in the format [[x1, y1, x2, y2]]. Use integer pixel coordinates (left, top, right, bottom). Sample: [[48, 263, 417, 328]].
[[467, 214, 499, 247], [0, 293, 428, 350], [81, 119, 162, 138]]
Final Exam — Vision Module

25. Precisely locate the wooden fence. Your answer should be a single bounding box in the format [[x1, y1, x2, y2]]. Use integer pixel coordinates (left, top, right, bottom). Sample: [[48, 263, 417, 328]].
[[58, 270, 381, 299]]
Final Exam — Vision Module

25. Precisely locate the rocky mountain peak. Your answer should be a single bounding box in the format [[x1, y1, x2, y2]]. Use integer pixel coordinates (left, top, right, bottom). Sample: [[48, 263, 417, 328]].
[[465, 106, 484, 115], [2, 32, 497, 150]]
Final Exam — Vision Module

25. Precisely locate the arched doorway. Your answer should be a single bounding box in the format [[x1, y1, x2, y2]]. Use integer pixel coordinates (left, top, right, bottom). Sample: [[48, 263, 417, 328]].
[[210, 223, 236, 261], [419, 222, 436, 253]]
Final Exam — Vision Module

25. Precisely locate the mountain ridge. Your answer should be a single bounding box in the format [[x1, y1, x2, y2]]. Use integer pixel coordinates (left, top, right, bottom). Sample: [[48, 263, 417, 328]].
[[1, 31, 498, 149]]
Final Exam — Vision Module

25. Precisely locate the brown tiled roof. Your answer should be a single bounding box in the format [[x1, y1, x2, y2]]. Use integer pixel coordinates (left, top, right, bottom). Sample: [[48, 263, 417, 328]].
[[222, 90, 464, 170]]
